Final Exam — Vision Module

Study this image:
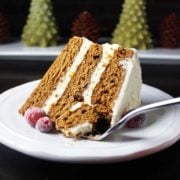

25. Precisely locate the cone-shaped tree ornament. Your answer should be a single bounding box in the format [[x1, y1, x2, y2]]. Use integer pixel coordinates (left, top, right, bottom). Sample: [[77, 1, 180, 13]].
[[159, 13, 180, 48], [0, 11, 10, 43], [112, 0, 152, 49], [71, 11, 100, 42], [22, 0, 59, 47]]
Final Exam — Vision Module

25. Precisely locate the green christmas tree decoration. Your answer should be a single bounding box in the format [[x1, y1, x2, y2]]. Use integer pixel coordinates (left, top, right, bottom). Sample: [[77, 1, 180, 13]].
[[112, 0, 152, 49], [22, 0, 59, 47]]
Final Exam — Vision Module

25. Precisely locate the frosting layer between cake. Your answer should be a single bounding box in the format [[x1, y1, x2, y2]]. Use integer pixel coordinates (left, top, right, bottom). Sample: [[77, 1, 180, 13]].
[[43, 38, 93, 113], [83, 43, 119, 105]]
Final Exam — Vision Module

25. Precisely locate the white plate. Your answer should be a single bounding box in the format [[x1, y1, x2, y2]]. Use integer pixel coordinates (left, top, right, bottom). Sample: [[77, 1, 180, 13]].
[[0, 80, 180, 163]]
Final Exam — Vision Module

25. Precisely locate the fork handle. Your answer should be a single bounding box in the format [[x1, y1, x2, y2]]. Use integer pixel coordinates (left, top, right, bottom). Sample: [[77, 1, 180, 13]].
[[134, 97, 180, 115]]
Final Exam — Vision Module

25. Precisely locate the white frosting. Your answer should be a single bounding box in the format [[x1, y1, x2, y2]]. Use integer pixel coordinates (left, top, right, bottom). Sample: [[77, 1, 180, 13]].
[[63, 122, 93, 137], [83, 43, 119, 105], [70, 102, 82, 111], [42, 38, 93, 113], [111, 49, 142, 126]]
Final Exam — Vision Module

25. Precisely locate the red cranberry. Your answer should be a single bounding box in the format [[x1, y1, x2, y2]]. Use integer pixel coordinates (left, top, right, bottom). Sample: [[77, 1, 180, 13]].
[[24, 107, 46, 127], [125, 114, 145, 128], [35, 117, 54, 133]]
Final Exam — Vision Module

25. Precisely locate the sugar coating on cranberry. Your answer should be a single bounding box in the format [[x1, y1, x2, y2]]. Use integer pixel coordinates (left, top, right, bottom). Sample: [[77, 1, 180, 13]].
[[125, 114, 145, 128], [35, 116, 53, 133], [24, 107, 46, 127]]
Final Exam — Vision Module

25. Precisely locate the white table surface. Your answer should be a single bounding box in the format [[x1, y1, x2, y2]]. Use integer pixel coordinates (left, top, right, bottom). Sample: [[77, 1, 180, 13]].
[[0, 41, 180, 64]]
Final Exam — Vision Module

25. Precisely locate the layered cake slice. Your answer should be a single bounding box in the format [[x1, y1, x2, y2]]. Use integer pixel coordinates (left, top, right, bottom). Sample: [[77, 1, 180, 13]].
[[19, 36, 142, 137]]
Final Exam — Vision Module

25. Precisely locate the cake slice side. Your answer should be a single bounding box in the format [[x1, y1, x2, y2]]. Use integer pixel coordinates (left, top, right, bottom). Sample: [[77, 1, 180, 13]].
[[111, 48, 142, 126]]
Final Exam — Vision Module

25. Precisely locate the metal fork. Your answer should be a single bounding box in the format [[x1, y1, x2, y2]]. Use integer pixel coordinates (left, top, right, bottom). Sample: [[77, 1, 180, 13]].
[[83, 97, 180, 141]]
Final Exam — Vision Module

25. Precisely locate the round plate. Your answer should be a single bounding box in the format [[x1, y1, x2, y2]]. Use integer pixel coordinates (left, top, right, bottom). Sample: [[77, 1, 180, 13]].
[[0, 80, 180, 163]]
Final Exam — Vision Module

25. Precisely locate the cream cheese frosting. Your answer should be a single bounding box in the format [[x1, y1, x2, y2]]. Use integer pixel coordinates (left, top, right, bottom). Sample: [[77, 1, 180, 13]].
[[83, 43, 119, 105], [62, 122, 93, 137], [70, 102, 83, 112], [111, 49, 142, 126], [42, 38, 93, 113]]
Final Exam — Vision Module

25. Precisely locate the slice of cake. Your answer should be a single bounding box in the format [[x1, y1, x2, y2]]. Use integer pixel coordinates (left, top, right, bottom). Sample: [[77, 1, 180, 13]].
[[19, 36, 142, 138]]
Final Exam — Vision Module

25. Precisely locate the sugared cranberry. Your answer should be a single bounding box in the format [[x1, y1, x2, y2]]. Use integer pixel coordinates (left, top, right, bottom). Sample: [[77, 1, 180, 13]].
[[125, 114, 145, 128], [24, 107, 46, 127], [35, 117, 53, 133]]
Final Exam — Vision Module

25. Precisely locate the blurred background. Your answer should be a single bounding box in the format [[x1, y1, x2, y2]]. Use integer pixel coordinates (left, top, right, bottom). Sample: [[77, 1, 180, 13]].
[[0, 0, 180, 43], [0, 0, 180, 96]]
